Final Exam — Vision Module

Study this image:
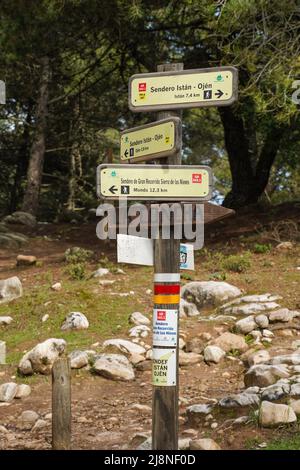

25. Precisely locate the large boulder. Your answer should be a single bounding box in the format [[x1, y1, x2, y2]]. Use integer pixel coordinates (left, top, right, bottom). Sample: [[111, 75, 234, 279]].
[[224, 302, 279, 316], [179, 350, 203, 366], [61, 312, 89, 331], [213, 332, 248, 353], [0, 233, 28, 249], [181, 281, 241, 310], [103, 339, 146, 356], [92, 353, 135, 381], [3, 211, 36, 228], [269, 309, 295, 323], [0, 276, 22, 304], [18, 338, 66, 375], [268, 354, 300, 366], [244, 364, 290, 388], [259, 401, 296, 427], [186, 404, 214, 425], [68, 350, 90, 369]]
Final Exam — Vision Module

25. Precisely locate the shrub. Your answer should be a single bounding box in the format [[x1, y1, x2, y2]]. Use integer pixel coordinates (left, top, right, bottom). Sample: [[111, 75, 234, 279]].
[[252, 243, 272, 254], [222, 252, 251, 273], [66, 263, 86, 280], [209, 272, 227, 281], [65, 247, 93, 264]]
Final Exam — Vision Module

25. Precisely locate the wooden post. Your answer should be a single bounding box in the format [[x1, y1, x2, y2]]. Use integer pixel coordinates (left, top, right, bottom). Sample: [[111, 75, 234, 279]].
[[52, 357, 71, 450], [152, 63, 183, 450]]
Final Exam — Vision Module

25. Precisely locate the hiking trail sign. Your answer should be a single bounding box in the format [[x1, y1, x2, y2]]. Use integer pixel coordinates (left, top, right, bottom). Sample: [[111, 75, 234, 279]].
[[120, 117, 181, 163], [129, 66, 238, 112], [97, 164, 212, 201]]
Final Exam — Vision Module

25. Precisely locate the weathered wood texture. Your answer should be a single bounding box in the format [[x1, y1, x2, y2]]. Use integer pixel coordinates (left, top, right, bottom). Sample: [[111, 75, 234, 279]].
[[152, 63, 183, 450], [52, 357, 71, 450]]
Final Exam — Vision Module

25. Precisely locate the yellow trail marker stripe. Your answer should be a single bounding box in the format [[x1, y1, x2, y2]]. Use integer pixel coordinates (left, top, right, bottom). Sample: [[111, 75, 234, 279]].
[[153, 294, 180, 305]]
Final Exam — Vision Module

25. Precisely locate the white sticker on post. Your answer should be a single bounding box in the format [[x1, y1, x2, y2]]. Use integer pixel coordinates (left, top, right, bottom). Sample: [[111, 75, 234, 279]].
[[153, 309, 178, 347], [180, 243, 194, 270], [152, 348, 176, 386]]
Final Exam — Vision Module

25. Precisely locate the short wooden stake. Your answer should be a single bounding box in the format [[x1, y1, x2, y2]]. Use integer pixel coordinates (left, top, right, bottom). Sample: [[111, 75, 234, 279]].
[[52, 357, 71, 450]]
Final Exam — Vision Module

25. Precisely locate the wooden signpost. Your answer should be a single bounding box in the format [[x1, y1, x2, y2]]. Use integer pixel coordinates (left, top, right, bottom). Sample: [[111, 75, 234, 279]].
[[97, 164, 212, 201], [120, 117, 181, 163], [96, 61, 237, 451], [129, 66, 238, 112]]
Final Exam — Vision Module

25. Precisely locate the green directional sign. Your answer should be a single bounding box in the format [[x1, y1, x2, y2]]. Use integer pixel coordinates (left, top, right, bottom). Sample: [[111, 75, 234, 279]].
[[120, 117, 181, 163], [97, 164, 213, 201], [129, 66, 238, 112]]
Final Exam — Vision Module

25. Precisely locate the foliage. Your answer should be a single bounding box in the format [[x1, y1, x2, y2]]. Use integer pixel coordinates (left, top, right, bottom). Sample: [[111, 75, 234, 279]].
[[222, 252, 252, 273], [65, 247, 94, 264], [252, 243, 272, 254], [65, 262, 86, 280]]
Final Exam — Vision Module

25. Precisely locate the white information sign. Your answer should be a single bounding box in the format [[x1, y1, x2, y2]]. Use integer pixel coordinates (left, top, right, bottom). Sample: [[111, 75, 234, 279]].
[[153, 309, 178, 347]]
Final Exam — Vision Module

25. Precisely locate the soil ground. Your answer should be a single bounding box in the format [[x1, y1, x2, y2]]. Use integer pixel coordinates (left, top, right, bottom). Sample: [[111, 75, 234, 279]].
[[0, 202, 300, 450]]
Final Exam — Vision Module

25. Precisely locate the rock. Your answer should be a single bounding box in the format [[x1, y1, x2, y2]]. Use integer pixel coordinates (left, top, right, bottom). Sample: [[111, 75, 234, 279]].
[[18, 338, 66, 375], [178, 337, 186, 350], [137, 437, 152, 450], [262, 329, 274, 338], [290, 383, 300, 396], [32, 419, 47, 431], [0, 276, 23, 304], [185, 337, 204, 354], [93, 353, 135, 381], [261, 383, 290, 401], [186, 404, 214, 425], [204, 346, 225, 364], [255, 314, 269, 328], [247, 350, 271, 367], [16, 255, 36, 266], [249, 330, 262, 341], [211, 422, 218, 429], [0, 340, 5, 364], [290, 399, 300, 415], [244, 364, 291, 388], [130, 312, 150, 326], [42, 314, 49, 322], [0, 425, 8, 434], [0, 223, 9, 233], [130, 404, 151, 413], [276, 242, 293, 251], [292, 340, 300, 349], [20, 410, 39, 424], [235, 316, 257, 334], [179, 350, 202, 366], [0, 383, 17, 402], [92, 268, 110, 277], [68, 350, 89, 369], [145, 349, 152, 360], [180, 299, 200, 317], [219, 393, 260, 408], [129, 353, 145, 365], [277, 330, 294, 337], [61, 312, 89, 331], [259, 401, 296, 427], [129, 325, 150, 338], [200, 332, 212, 341], [189, 438, 221, 450], [181, 281, 241, 309], [51, 282, 62, 291], [225, 302, 279, 316], [179, 438, 191, 450], [0, 316, 13, 326], [103, 339, 146, 356], [239, 294, 282, 303], [268, 354, 300, 365], [146, 289, 152, 295], [99, 280, 115, 286], [4, 211, 36, 227], [15, 384, 31, 399], [213, 332, 248, 353], [269, 309, 295, 322]]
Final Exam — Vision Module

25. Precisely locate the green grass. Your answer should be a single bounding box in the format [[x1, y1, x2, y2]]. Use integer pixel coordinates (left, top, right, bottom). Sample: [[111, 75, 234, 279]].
[[0, 272, 150, 366], [266, 434, 300, 450]]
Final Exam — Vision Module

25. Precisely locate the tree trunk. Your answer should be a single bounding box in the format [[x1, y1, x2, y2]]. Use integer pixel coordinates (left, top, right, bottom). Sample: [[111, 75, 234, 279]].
[[21, 57, 50, 216], [219, 107, 283, 210]]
